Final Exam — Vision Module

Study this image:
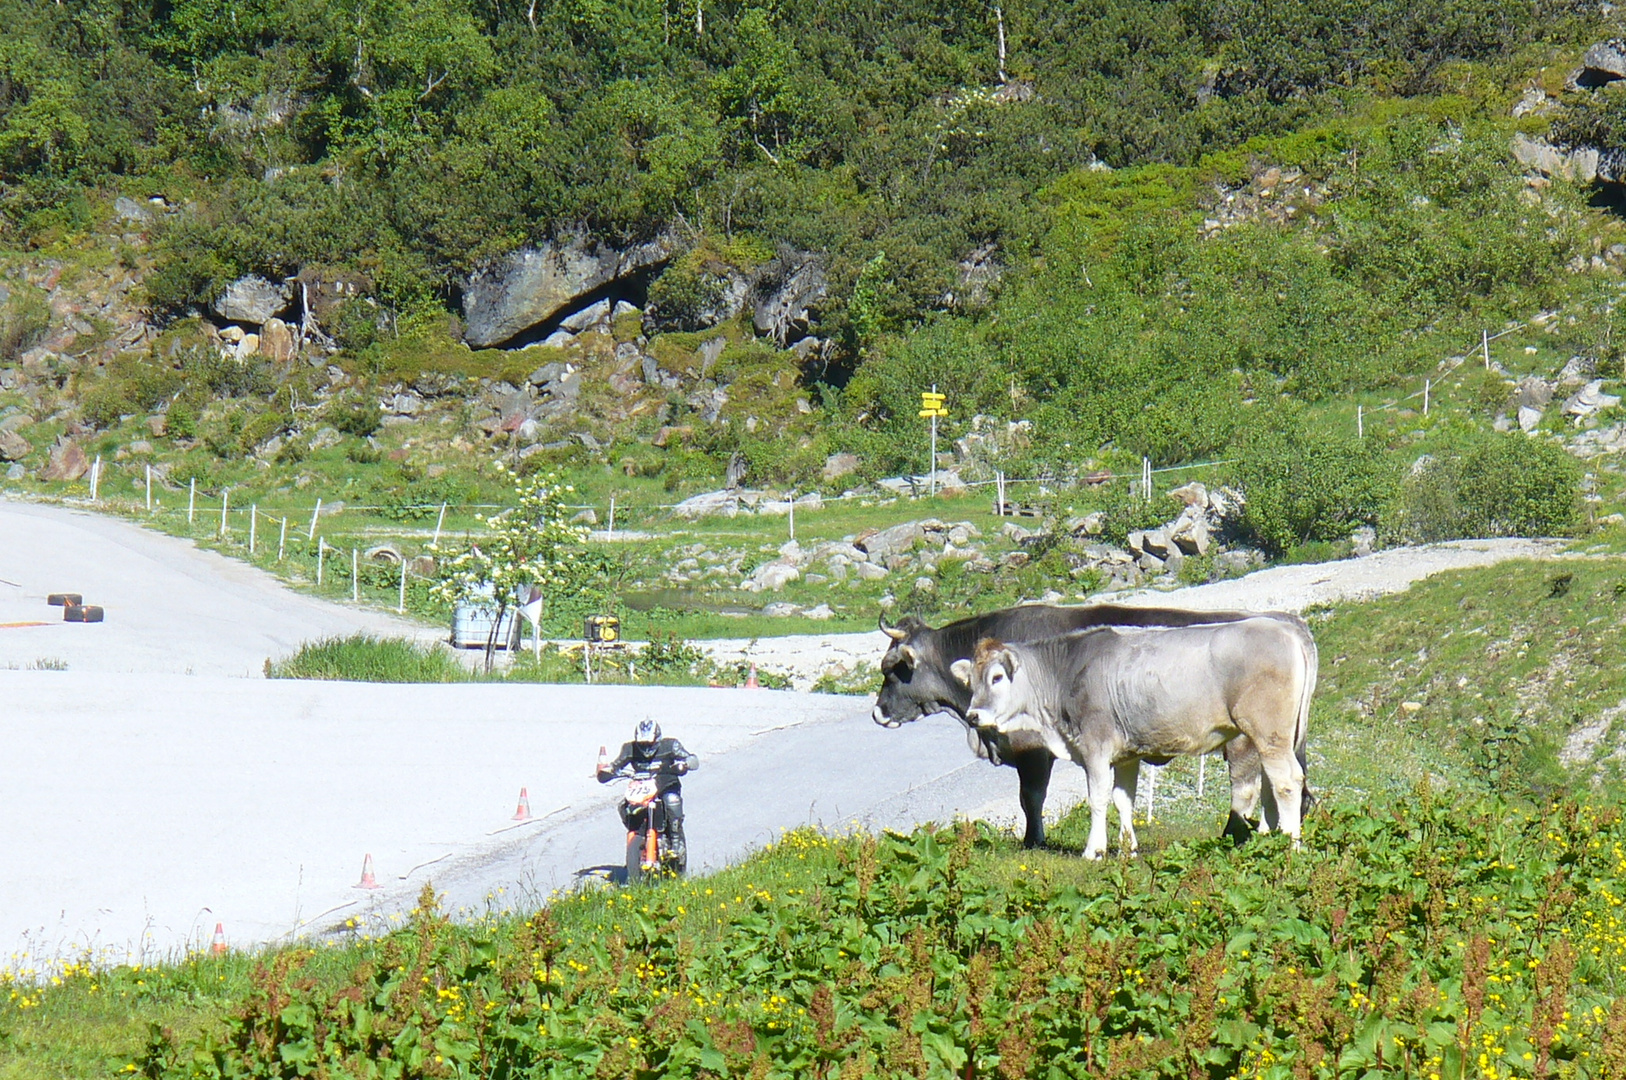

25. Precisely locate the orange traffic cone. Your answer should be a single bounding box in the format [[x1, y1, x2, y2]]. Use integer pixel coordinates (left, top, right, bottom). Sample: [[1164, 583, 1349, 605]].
[[512, 787, 533, 821], [210, 922, 227, 956], [596, 746, 609, 775], [745, 663, 760, 689], [356, 853, 381, 889]]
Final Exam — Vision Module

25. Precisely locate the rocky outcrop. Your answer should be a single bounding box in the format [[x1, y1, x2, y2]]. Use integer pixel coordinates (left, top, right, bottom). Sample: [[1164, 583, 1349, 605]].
[[215, 275, 293, 324], [1570, 40, 1626, 89], [260, 317, 297, 363], [1510, 132, 1626, 184], [944, 243, 1002, 309], [752, 250, 826, 345], [462, 232, 675, 347], [41, 438, 88, 482], [0, 429, 29, 461]]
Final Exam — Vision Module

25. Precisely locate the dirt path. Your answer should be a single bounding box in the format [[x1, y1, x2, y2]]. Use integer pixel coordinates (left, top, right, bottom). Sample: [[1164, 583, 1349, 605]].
[[695, 537, 1569, 689]]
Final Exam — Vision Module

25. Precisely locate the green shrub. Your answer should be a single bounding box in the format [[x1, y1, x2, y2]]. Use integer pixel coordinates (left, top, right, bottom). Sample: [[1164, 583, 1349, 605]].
[[267, 635, 469, 682], [1387, 433, 1582, 542], [329, 394, 383, 438], [164, 401, 197, 440], [1230, 426, 1395, 556], [0, 288, 49, 361]]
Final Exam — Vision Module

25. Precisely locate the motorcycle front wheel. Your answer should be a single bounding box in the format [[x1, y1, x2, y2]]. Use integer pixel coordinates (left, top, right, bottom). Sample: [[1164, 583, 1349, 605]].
[[626, 831, 647, 885]]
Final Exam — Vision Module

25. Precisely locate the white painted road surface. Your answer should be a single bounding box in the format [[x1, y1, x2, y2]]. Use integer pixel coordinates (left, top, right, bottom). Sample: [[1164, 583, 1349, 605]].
[[0, 500, 1036, 971]]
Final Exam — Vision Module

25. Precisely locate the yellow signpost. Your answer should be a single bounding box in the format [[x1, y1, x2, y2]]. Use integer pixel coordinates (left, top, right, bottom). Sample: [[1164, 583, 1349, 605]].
[[919, 386, 948, 496]]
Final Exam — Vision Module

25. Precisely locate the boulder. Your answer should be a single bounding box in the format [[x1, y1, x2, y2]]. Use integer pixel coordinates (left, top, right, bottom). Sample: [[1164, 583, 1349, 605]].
[[529, 361, 568, 387], [1556, 356, 1596, 389], [260, 317, 297, 363], [742, 562, 800, 592], [804, 603, 834, 620], [1512, 376, 1554, 410], [5, 463, 23, 480], [758, 492, 822, 517], [762, 601, 802, 616], [0, 429, 29, 461], [857, 521, 925, 560], [1562, 379, 1622, 418], [214, 275, 292, 324], [1167, 481, 1208, 508], [219, 324, 245, 344], [1573, 40, 1626, 89], [41, 438, 89, 482], [855, 561, 889, 581], [823, 452, 860, 481], [461, 231, 676, 347], [1169, 518, 1211, 557], [559, 298, 612, 333], [1139, 528, 1170, 558], [1351, 525, 1377, 558], [672, 490, 739, 519], [113, 196, 152, 225], [387, 391, 424, 416], [752, 250, 827, 345], [237, 332, 261, 358]]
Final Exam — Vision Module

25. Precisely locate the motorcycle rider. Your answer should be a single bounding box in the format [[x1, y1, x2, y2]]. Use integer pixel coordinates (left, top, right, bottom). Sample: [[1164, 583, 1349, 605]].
[[598, 718, 699, 872]]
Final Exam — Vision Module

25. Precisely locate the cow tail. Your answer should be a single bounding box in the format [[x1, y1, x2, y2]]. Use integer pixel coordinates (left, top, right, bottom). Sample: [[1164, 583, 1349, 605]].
[[1294, 627, 1319, 808]]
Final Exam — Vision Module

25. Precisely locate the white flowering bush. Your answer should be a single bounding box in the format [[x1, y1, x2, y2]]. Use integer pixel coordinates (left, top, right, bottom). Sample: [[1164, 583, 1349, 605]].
[[430, 465, 589, 666]]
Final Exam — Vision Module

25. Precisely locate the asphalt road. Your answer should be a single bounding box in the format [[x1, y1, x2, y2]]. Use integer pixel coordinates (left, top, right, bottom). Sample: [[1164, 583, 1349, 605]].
[[0, 499, 1052, 970]]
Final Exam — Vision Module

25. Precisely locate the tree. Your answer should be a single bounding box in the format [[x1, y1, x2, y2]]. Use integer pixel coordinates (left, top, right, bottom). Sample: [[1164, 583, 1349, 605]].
[[430, 466, 588, 672]]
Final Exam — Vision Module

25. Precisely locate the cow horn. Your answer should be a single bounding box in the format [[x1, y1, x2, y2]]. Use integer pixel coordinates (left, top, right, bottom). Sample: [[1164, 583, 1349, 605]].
[[879, 614, 908, 642]]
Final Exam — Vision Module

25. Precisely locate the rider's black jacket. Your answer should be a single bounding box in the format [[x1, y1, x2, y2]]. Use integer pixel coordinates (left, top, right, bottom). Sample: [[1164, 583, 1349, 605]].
[[599, 737, 699, 797]]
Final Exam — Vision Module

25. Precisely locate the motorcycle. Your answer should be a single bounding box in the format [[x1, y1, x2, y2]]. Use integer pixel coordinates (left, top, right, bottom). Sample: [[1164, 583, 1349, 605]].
[[613, 764, 683, 883]]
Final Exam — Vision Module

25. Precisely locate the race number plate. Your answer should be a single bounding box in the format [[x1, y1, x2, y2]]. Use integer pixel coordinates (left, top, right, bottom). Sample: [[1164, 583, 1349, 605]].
[[626, 778, 657, 802]]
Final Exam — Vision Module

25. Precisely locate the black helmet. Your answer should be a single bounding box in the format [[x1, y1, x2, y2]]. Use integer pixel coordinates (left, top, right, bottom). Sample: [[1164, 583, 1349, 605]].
[[634, 718, 661, 746]]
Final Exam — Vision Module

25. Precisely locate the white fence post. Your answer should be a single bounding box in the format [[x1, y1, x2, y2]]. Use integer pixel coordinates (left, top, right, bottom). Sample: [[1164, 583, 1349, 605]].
[[433, 502, 446, 547], [278, 517, 287, 561], [608, 496, 616, 540], [317, 538, 325, 585], [249, 505, 257, 554], [145, 465, 152, 512], [219, 488, 229, 537], [352, 548, 359, 602], [398, 559, 407, 613], [188, 478, 195, 524], [90, 456, 101, 501], [308, 498, 322, 541]]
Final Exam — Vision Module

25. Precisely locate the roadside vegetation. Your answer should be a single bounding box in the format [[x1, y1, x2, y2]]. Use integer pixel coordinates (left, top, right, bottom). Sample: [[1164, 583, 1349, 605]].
[[8, 791, 1626, 1079]]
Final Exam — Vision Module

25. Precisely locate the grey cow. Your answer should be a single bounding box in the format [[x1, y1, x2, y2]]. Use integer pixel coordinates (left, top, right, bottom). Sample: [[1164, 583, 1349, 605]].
[[872, 604, 1314, 847], [954, 617, 1316, 860]]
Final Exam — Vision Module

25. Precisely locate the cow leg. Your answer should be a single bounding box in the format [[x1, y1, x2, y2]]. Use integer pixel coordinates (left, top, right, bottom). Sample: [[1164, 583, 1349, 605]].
[[1111, 759, 1139, 856], [1223, 737, 1263, 843], [1082, 753, 1115, 860], [1013, 750, 1055, 849]]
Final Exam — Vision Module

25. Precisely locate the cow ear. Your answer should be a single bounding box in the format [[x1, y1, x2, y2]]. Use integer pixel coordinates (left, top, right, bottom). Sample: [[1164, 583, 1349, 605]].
[[1002, 649, 1019, 675], [950, 658, 973, 687], [899, 644, 919, 666]]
